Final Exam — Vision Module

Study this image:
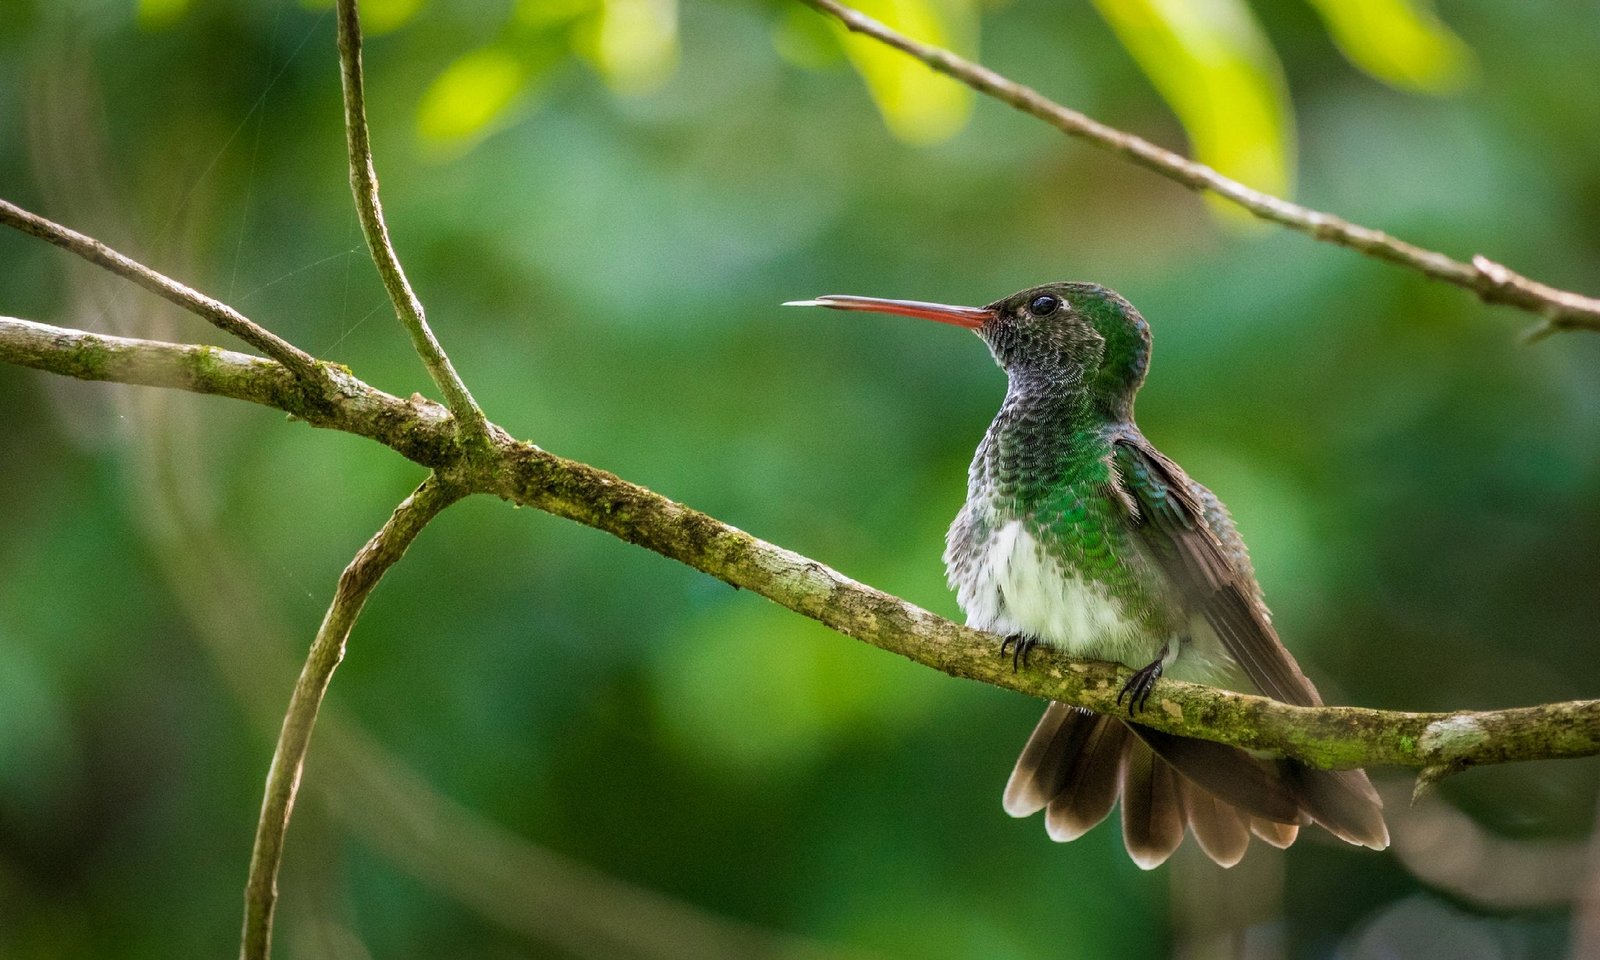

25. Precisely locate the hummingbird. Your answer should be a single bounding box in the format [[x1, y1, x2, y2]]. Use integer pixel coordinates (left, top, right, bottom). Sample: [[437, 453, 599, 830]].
[[787, 282, 1388, 868]]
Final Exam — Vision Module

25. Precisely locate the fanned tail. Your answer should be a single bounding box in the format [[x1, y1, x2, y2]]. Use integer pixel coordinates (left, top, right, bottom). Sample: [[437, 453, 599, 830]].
[[1004, 702, 1387, 868]]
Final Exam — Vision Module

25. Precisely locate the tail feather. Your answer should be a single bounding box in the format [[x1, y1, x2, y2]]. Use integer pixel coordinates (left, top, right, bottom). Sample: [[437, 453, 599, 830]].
[[1283, 764, 1389, 850], [1003, 703, 1092, 817], [1120, 738, 1186, 870], [1178, 779, 1250, 868], [1005, 702, 1387, 867], [1130, 724, 1300, 824], [1043, 714, 1129, 842], [1249, 817, 1300, 849]]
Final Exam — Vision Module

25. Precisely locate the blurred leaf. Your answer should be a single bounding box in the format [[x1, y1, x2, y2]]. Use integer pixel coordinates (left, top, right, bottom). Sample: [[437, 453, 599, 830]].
[[516, 0, 596, 30], [361, 0, 425, 35], [772, 5, 846, 71], [574, 0, 679, 95], [1091, 0, 1293, 208], [136, 0, 189, 28], [415, 46, 529, 149], [1305, 0, 1476, 94], [835, 0, 977, 145], [298, 0, 422, 34]]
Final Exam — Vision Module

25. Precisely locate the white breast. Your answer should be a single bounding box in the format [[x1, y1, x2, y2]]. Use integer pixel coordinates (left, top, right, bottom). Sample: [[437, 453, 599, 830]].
[[952, 519, 1150, 663]]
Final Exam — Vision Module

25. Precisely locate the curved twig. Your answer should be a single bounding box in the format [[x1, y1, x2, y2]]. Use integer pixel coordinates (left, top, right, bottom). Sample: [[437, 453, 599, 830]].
[[333, 0, 491, 445], [239, 473, 464, 960], [5, 312, 1597, 777], [798, 0, 1600, 337]]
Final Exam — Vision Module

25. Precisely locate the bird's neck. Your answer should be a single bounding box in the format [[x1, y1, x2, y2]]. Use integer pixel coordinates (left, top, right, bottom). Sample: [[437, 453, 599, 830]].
[[971, 379, 1114, 510]]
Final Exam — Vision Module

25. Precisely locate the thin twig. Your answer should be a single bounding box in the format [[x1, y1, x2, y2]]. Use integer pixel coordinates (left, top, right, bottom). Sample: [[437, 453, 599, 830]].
[[239, 474, 464, 960], [0, 198, 335, 378], [333, 0, 491, 444], [7, 311, 1597, 777], [799, 0, 1600, 336]]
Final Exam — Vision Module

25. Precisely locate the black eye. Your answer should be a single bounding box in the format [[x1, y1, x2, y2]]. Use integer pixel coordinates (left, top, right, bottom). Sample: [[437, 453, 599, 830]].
[[1029, 294, 1060, 316]]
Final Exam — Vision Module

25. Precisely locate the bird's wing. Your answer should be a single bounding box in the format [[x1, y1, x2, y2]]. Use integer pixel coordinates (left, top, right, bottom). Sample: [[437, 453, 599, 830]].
[[1110, 437, 1322, 708]]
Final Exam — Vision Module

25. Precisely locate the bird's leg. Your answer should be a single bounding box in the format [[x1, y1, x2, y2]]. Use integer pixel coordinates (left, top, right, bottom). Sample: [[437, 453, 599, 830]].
[[1000, 633, 1040, 671], [1118, 638, 1179, 715]]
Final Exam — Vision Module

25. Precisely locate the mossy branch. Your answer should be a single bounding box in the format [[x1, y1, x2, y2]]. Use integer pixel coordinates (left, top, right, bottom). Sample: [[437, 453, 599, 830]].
[[798, 0, 1600, 339], [4, 311, 1596, 776]]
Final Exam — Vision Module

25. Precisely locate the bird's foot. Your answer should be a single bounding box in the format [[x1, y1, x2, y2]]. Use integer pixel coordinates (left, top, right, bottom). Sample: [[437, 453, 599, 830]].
[[1117, 658, 1164, 715], [999, 633, 1039, 672]]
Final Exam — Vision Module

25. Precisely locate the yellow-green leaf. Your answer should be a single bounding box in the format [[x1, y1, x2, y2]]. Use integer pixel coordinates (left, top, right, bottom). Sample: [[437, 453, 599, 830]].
[[1305, 0, 1476, 94], [836, 0, 976, 146], [137, 0, 189, 28], [360, 0, 426, 35], [296, 0, 422, 34], [415, 47, 528, 148], [575, 0, 679, 96], [516, 0, 597, 30], [1092, 0, 1293, 208], [772, 5, 846, 72]]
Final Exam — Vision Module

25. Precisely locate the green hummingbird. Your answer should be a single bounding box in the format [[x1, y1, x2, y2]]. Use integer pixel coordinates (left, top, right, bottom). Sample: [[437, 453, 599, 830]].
[[787, 282, 1388, 868]]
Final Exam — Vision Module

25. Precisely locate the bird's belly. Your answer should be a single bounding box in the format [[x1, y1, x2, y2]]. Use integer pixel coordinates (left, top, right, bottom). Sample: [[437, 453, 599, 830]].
[[951, 519, 1153, 664]]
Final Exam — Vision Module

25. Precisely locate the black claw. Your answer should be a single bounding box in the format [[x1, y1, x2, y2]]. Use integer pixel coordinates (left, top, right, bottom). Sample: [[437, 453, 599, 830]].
[[1117, 658, 1164, 715], [1001, 633, 1039, 672]]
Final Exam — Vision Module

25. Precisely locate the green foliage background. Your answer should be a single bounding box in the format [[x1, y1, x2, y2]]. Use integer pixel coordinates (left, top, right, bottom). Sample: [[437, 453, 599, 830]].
[[1, 0, 1599, 957]]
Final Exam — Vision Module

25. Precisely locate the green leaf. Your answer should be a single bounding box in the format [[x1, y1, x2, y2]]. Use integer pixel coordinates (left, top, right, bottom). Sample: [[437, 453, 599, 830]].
[[137, 0, 189, 28], [1305, 0, 1476, 94], [515, 0, 596, 30], [772, 5, 846, 71], [360, 0, 426, 35], [1092, 0, 1294, 206], [574, 0, 679, 95], [297, 0, 423, 35], [415, 46, 529, 149], [836, 0, 977, 145]]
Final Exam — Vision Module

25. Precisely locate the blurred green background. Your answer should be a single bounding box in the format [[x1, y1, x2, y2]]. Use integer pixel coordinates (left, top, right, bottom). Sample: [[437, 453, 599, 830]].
[[2, 0, 1599, 957]]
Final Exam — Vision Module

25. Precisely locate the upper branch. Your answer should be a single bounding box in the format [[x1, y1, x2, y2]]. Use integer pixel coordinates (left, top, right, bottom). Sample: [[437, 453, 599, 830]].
[[7, 311, 1594, 776], [333, 0, 491, 443], [240, 472, 465, 960], [799, 0, 1600, 338], [0, 198, 333, 380]]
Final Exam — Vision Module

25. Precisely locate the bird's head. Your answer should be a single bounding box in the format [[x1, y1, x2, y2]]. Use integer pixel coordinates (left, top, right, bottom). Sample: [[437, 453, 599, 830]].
[[787, 281, 1152, 418]]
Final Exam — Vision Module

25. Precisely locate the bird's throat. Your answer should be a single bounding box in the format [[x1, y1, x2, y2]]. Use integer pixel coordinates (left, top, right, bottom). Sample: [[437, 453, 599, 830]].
[[977, 382, 1109, 505]]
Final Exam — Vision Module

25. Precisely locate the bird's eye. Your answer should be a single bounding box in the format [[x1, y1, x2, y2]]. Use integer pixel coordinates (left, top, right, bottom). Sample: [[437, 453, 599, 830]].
[[1029, 294, 1060, 316]]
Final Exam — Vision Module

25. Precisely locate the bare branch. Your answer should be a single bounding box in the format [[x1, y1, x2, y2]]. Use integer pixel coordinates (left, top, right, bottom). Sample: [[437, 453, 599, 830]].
[[240, 473, 465, 960], [0, 198, 335, 378], [5, 313, 1595, 778], [333, 0, 491, 443], [798, 0, 1600, 336]]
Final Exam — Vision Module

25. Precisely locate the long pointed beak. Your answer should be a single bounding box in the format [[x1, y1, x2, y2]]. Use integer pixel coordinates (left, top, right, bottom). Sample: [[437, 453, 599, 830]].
[[783, 295, 994, 330]]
